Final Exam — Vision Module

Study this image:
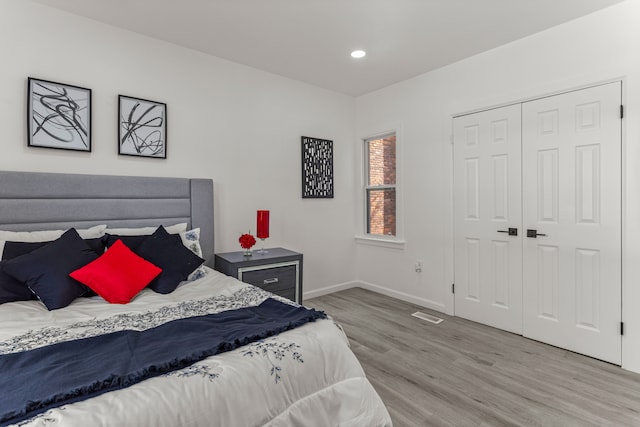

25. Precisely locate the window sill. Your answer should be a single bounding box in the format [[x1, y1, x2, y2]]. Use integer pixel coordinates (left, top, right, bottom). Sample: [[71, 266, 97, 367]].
[[355, 235, 405, 249]]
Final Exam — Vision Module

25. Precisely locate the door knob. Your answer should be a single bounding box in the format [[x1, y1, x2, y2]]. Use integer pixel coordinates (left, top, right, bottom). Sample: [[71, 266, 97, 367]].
[[497, 227, 518, 236], [526, 229, 547, 238]]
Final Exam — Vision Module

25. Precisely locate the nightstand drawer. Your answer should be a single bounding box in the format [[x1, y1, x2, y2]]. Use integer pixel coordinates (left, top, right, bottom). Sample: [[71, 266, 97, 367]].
[[241, 265, 296, 297]]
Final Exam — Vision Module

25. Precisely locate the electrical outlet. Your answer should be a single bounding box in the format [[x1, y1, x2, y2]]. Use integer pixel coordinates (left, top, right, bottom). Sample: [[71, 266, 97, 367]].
[[414, 261, 423, 272]]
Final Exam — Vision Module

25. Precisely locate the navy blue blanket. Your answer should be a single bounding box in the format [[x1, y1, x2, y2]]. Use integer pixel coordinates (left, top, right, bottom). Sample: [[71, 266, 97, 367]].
[[0, 298, 325, 426]]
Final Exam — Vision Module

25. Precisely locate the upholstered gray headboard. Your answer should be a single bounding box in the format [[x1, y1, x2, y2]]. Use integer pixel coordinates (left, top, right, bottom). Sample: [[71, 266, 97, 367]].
[[0, 171, 214, 264]]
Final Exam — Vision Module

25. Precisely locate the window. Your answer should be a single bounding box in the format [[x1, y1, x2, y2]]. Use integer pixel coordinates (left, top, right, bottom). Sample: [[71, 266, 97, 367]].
[[365, 134, 396, 237]]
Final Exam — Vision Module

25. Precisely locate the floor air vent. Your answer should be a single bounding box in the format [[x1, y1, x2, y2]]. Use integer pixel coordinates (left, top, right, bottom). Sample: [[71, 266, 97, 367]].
[[411, 311, 443, 324]]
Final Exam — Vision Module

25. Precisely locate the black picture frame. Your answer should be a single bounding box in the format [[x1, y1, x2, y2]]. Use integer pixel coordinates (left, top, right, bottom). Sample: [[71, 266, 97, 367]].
[[301, 136, 334, 198], [118, 95, 167, 159], [27, 77, 92, 152]]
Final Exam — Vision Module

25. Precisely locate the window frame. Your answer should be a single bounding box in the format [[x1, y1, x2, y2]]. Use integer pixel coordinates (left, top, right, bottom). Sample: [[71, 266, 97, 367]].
[[359, 130, 404, 247]]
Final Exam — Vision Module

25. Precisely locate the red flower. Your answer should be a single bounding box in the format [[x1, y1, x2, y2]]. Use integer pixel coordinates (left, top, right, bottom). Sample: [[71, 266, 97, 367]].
[[239, 233, 256, 249]]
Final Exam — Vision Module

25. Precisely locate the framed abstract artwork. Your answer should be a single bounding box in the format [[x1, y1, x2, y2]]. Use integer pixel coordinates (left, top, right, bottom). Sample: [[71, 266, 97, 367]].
[[301, 136, 334, 198], [118, 95, 167, 159], [27, 77, 92, 152]]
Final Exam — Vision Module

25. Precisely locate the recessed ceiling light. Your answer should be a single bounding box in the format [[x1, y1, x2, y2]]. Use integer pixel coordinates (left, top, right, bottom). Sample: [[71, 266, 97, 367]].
[[351, 50, 366, 59]]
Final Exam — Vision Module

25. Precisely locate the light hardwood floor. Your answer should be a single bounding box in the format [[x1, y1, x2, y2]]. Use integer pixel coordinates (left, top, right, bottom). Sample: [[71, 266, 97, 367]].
[[307, 288, 640, 427]]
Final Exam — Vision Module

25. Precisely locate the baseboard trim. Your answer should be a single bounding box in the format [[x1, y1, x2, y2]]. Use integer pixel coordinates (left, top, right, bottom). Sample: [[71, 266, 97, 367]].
[[304, 280, 448, 314], [357, 281, 448, 313], [303, 281, 359, 300]]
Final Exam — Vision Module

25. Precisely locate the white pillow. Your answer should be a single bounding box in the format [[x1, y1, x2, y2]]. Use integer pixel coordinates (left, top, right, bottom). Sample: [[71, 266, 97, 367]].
[[0, 224, 107, 259], [105, 223, 188, 236], [0, 224, 107, 242], [179, 228, 207, 281]]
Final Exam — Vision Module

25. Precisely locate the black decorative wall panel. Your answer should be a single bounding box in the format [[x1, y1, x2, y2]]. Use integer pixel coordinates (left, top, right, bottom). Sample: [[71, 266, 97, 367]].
[[301, 136, 333, 198]]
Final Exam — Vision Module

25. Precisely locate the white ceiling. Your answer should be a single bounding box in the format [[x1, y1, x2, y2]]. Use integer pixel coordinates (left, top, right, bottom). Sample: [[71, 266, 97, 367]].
[[34, 0, 625, 96]]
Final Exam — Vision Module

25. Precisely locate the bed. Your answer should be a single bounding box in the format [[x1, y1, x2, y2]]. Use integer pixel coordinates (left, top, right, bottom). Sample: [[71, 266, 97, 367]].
[[0, 171, 391, 427]]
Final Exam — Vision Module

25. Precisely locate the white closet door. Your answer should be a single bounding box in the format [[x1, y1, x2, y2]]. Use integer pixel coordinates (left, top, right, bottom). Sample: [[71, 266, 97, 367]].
[[453, 104, 523, 334], [522, 82, 621, 364]]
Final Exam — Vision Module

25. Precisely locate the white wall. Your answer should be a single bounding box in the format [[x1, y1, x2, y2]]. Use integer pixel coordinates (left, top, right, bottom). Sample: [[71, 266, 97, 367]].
[[354, 0, 640, 373], [0, 0, 357, 295]]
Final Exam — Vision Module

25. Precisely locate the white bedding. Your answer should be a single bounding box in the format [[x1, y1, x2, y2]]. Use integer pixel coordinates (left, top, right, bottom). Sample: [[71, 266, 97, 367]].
[[0, 268, 391, 427]]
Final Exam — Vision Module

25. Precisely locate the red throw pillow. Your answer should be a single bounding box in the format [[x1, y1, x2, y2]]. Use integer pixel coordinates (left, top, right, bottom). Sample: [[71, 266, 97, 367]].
[[70, 240, 162, 304]]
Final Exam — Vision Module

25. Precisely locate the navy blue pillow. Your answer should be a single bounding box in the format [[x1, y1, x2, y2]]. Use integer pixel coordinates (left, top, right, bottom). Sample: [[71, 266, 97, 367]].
[[3, 238, 105, 260], [136, 226, 204, 294], [0, 238, 105, 303], [3, 229, 99, 310], [102, 232, 183, 252], [0, 263, 36, 304]]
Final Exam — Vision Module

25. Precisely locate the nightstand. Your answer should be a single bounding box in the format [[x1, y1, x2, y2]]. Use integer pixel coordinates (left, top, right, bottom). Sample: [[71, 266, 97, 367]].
[[214, 248, 303, 304]]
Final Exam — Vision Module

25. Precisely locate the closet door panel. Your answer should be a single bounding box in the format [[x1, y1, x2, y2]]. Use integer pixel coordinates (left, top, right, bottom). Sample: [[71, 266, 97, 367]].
[[453, 104, 523, 334], [522, 82, 621, 364]]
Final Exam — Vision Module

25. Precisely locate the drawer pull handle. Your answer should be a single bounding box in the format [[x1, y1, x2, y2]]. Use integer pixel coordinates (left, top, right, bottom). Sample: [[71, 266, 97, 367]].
[[263, 278, 279, 285]]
